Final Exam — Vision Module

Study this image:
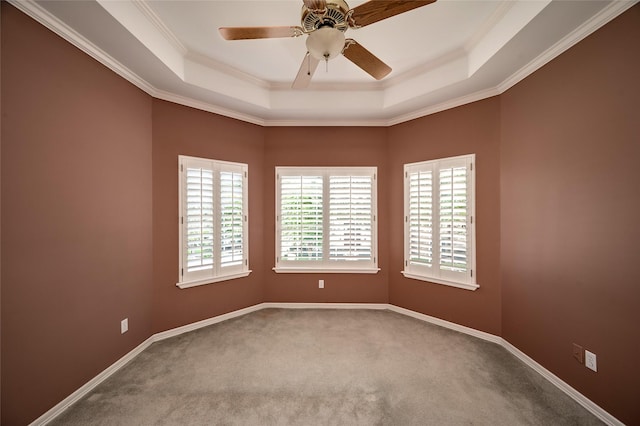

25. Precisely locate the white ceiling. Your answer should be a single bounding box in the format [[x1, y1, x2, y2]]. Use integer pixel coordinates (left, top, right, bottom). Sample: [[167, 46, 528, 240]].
[[14, 0, 637, 126]]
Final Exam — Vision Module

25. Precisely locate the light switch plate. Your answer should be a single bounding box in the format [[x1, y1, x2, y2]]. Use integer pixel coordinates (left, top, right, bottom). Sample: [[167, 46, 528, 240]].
[[585, 350, 597, 372]]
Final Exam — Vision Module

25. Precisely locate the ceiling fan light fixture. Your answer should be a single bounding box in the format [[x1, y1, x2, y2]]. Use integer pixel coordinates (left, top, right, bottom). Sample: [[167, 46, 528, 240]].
[[306, 27, 345, 61]]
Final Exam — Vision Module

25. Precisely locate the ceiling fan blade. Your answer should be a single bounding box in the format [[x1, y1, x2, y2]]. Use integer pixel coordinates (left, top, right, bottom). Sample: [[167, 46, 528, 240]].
[[292, 52, 320, 89], [219, 26, 304, 40], [342, 39, 391, 80], [349, 0, 436, 28], [303, 0, 327, 11]]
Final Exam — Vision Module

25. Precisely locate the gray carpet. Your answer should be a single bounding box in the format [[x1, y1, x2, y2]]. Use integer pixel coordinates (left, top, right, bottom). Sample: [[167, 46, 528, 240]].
[[51, 309, 602, 425]]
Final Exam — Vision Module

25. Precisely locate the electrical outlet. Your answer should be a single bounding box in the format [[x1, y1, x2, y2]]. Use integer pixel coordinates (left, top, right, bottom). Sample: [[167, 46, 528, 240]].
[[572, 343, 584, 364], [121, 318, 129, 334], [319, 279, 324, 289], [585, 350, 597, 372]]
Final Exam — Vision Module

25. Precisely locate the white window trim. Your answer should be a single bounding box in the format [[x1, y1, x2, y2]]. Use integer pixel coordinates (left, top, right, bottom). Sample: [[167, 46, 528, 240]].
[[275, 166, 379, 274], [177, 271, 252, 290], [402, 154, 477, 291], [177, 155, 251, 289], [401, 272, 479, 291], [273, 267, 380, 274]]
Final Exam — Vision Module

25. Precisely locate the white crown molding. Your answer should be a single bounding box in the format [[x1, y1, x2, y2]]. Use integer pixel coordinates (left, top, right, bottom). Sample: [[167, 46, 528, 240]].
[[270, 80, 380, 92], [29, 302, 624, 426], [9, 0, 637, 127], [132, 0, 187, 56], [464, 1, 515, 54], [7, 0, 156, 97], [132, 0, 187, 55], [386, 87, 501, 127], [186, 51, 272, 90], [467, 0, 551, 78], [153, 89, 267, 127], [7, 0, 270, 126], [266, 118, 389, 127], [95, 0, 186, 79], [382, 48, 467, 90], [497, 0, 639, 94], [5, 0, 494, 128]]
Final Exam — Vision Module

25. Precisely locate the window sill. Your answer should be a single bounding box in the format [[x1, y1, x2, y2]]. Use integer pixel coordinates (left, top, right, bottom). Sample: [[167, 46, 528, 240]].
[[401, 271, 479, 291], [274, 267, 380, 274], [176, 270, 252, 289]]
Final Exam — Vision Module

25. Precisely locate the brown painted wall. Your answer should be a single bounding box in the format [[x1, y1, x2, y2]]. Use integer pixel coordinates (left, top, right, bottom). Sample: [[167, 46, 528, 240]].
[[2, 1, 639, 424], [0, 3, 4, 421], [500, 6, 640, 425], [387, 98, 502, 336], [1, 4, 153, 425], [151, 100, 264, 333], [263, 127, 389, 303]]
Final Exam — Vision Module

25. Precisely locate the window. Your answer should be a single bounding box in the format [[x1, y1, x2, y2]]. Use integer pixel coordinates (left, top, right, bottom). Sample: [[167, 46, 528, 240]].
[[402, 154, 477, 290], [275, 167, 378, 273], [178, 155, 250, 289]]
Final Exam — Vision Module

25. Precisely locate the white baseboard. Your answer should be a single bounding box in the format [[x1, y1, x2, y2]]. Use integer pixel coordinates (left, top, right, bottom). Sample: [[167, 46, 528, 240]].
[[261, 302, 389, 310], [31, 302, 623, 426], [153, 303, 264, 342], [383, 305, 621, 426], [501, 340, 623, 426], [386, 305, 503, 344], [30, 336, 154, 426]]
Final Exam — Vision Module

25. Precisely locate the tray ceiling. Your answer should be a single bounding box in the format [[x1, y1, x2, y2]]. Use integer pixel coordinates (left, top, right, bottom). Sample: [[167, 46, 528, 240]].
[[13, 0, 637, 126]]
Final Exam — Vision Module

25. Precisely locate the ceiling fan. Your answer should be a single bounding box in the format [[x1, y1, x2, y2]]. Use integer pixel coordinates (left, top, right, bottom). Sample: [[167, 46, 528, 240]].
[[219, 0, 437, 88]]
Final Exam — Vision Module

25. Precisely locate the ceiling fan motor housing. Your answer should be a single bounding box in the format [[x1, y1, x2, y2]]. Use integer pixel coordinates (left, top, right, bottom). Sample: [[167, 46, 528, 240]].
[[301, 0, 350, 32]]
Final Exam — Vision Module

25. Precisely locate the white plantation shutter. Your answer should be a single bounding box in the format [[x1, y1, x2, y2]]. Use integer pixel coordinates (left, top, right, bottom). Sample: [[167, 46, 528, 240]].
[[185, 165, 215, 274], [219, 169, 245, 269], [329, 176, 373, 261], [403, 155, 476, 290], [408, 169, 433, 268], [439, 165, 468, 274], [179, 156, 249, 288], [279, 175, 323, 261], [276, 167, 378, 272]]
